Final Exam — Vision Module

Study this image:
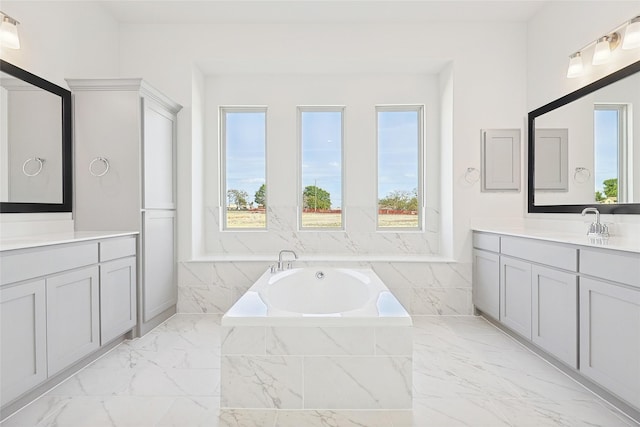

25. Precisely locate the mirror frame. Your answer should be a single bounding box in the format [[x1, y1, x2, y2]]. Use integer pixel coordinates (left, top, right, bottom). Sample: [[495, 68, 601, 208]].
[[0, 60, 72, 213], [528, 60, 640, 215]]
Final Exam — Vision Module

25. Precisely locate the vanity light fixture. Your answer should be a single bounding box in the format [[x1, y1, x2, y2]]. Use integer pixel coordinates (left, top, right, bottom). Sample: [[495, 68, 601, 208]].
[[622, 16, 640, 50], [0, 11, 20, 49], [566, 52, 584, 78], [566, 14, 640, 78], [592, 33, 620, 65]]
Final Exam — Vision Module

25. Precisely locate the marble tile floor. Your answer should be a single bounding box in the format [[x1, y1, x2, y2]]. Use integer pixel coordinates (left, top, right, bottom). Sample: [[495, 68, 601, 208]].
[[1, 314, 638, 427]]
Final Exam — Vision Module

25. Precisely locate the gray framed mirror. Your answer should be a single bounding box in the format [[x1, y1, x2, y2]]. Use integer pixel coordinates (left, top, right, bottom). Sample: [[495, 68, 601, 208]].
[[0, 60, 72, 213], [528, 60, 640, 214]]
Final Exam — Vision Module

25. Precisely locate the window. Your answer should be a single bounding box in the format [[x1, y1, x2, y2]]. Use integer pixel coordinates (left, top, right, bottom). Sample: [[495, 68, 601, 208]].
[[220, 107, 267, 229], [594, 104, 629, 203], [298, 107, 344, 229], [377, 106, 423, 229]]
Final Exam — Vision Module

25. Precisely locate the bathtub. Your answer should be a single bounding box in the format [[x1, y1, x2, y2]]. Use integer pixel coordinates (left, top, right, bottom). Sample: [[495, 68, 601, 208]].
[[223, 267, 412, 326], [220, 267, 413, 410]]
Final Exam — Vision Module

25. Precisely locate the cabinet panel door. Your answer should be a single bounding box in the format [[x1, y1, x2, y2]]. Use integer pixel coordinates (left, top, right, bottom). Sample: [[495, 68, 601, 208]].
[[500, 257, 532, 339], [472, 249, 500, 319], [580, 277, 640, 408], [100, 257, 137, 345], [142, 99, 175, 209], [46, 266, 100, 376], [142, 210, 177, 321], [532, 265, 578, 368], [481, 129, 521, 191], [72, 90, 141, 231], [0, 280, 47, 406]]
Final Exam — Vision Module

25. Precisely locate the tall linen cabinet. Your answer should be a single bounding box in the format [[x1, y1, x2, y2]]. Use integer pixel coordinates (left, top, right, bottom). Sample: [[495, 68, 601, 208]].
[[67, 79, 182, 336]]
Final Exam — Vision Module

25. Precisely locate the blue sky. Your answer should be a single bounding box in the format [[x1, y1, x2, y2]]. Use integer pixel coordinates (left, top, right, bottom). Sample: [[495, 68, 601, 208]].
[[301, 111, 343, 208], [225, 111, 266, 205], [594, 109, 618, 194], [377, 110, 420, 200], [225, 109, 420, 209]]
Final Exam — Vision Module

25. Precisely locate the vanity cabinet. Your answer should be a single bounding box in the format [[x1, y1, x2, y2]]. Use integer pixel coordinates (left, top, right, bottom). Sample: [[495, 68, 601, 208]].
[[531, 265, 577, 367], [472, 230, 639, 411], [0, 234, 137, 411], [472, 234, 500, 319], [499, 256, 532, 339], [473, 232, 579, 367], [0, 280, 47, 406], [67, 79, 182, 336], [99, 237, 137, 345], [46, 266, 100, 376], [579, 248, 640, 409]]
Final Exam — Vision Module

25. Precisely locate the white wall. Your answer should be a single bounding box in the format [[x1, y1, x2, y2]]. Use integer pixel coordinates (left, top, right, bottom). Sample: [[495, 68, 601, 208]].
[[203, 72, 441, 258], [0, 1, 120, 237], [527, 1, 640, 228], [118, 21, 528, 264]]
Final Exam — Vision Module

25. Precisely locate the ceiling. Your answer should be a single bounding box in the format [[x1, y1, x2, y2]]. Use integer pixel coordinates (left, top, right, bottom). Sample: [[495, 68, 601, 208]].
[[97, 0, 550, 25]]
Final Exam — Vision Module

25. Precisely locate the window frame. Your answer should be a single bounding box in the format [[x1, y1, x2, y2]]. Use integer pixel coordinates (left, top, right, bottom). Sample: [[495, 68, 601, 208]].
[[375, 104, 425, 231], [219, 105, 268, 231], [297, 105, 346, 231]]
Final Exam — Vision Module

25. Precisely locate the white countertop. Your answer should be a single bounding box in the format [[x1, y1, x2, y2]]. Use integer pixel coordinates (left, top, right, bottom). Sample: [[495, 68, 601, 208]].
[[472, 225, 640, 254], [0, 231, 138, 252]]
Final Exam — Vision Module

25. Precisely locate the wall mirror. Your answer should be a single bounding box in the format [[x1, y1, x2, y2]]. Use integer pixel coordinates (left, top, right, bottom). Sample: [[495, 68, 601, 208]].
[[528, 60, 640, 214], [0, 60, 72, 213]]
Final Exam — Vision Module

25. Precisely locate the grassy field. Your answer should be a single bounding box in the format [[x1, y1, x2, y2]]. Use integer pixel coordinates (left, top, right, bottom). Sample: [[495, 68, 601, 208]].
[[226, 211, 418, 228]]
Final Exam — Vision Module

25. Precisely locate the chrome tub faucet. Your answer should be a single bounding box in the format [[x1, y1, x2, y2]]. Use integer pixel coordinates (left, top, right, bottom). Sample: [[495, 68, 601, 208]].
[[275, 249, 298, 271]]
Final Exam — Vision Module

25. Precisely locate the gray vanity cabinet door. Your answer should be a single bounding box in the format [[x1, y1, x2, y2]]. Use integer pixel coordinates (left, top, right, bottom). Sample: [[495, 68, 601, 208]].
[[141, 210, 177, 322], [500, 257, 532, 339], [472, 249, 500, 319], [580, 277, 640, 408], [0, 280, 47, 406], [100, 257, 137, 345], [46, 266, 100, 376], [531, 265, 578, 368]]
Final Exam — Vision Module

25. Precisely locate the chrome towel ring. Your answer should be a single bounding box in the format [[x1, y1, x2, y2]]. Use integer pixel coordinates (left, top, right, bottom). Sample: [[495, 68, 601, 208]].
[[89, 157, 110, 177], [22, 157, 45, 177]]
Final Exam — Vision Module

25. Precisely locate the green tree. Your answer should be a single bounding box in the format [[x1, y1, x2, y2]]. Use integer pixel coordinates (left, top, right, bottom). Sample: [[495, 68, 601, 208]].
[[227, 189, 248, 210], [602, 178, 618, 199], [255, 184, 266, 207], [303, 185, 331, 210], [595, 191, 606, 202], [379, 189, 418, 211]]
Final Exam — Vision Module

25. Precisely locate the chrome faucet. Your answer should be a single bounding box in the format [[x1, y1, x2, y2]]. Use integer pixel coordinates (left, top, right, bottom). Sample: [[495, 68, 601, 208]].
[[581, 207, 609, 237], [276, 249, 298, 271]]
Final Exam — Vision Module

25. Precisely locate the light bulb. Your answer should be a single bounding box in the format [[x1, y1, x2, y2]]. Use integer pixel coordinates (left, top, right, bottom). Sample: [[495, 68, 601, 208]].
[[622, 17, 640, 50], [592, 36, 611, 65], [566, 52, 583, 78], [0, 15, 20, 49]]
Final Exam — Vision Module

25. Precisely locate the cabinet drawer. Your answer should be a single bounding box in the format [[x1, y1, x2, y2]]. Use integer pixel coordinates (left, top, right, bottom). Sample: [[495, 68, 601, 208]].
[[100, 237, 136, 262], [1, 243, 99, 286], [580, 249, 640, 288], [473, 232, 500, 252], [501, 237, 577, 272]]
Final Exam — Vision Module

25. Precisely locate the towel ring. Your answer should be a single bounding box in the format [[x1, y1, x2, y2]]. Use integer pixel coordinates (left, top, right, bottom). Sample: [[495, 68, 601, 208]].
[[22, 157, 45, 177], [574, 167, 591, 183], [464, 167, 480, 184], [89, 157, 110, 177]]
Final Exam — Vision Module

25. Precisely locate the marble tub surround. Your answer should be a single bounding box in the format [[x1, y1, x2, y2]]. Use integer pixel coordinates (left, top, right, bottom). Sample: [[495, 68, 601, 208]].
[[220, 267, 413, 410], [220, 325, 413, 409], [178, 260, 472, 316], [1, 314, 636, 427]]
